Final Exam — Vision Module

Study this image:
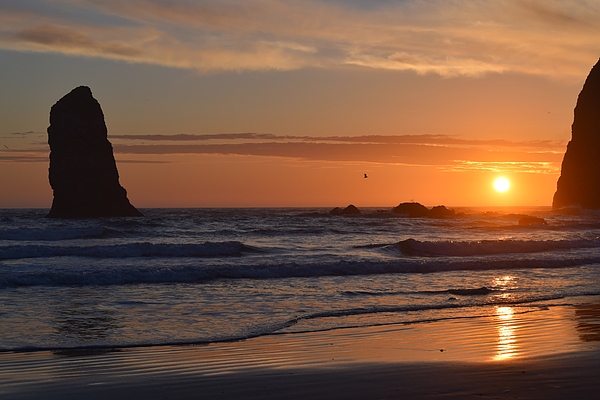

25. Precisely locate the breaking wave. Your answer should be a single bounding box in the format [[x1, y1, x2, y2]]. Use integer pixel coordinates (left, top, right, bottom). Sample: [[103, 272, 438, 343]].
[[2, 253, 600, 288], [392, 237, 600, 257], [0, 241, 257, 260]]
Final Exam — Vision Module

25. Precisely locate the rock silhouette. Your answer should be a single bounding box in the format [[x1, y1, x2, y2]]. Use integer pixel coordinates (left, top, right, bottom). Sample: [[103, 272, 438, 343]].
[[428, 205, 456, 218], [553, 59, 600, 209], [330, 204, 361, 215], [393, 202, 430, 217], [393, 202, 455, 218], [518, 216, 547, 226], [46, 86, 142, 218]]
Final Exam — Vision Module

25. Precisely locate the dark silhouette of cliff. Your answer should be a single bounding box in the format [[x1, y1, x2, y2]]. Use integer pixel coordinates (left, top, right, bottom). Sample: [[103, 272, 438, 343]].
[[46, 86, 142, 218], [553, 59, 600, 209]]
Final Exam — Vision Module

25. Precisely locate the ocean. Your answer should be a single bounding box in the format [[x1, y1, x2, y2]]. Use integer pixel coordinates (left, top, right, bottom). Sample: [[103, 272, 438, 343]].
[[1, 207, 600, 352]]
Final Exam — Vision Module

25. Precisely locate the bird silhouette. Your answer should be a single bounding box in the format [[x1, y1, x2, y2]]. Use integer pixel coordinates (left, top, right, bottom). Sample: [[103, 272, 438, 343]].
[[364, 173, 368, 178]]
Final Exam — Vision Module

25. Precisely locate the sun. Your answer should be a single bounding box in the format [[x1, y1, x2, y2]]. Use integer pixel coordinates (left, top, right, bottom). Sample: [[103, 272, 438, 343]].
[[494, 177, 510, 192]]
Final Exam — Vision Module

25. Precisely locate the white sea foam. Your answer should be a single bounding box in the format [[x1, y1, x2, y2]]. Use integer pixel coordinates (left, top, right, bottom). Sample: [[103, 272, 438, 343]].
[[394, 237, 600, 257]]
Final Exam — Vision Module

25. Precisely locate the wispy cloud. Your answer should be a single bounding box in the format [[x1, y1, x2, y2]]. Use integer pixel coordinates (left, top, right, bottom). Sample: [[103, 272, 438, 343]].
[[0, 154, 47, 163], [109, 133, 567, 150], [1, 131, 564, 173], [444, 160, 559, 174], [110, 138, 563, 173], [0, 0, 598, 76], [15, 25, 143, 57]]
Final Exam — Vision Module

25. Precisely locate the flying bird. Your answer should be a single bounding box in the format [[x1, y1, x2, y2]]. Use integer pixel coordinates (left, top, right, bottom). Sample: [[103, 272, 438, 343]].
[[364, 173, 368, 178]]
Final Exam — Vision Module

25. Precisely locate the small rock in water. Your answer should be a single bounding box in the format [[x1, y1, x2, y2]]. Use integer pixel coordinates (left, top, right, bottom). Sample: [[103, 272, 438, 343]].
[[428, 205, 455, 218], [518, 216, 547, 226], [393, 202, 455, 218], [392, 202, 430, 217], [330, 204, 361, 215]]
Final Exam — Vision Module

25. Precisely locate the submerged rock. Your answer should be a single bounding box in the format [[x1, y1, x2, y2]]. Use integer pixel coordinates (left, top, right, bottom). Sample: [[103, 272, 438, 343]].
[[518, 216, 548, 226], [330, 204, 361, 215], [46, 86, 142, 218], [428, 205, 456, 218], [553, 59, 600, 209]]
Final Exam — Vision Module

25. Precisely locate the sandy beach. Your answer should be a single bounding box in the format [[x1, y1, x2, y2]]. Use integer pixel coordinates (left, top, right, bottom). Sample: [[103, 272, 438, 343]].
[[2, 301, 599, 399]]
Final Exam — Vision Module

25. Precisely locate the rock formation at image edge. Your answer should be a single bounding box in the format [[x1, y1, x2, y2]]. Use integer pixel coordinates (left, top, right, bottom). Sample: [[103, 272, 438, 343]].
[[46, 86, 143, 218], [553, 58, 600, 209]]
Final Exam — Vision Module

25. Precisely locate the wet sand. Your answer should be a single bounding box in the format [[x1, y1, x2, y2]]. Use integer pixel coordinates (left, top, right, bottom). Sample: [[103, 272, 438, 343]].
[[2, 302, 600, 399]]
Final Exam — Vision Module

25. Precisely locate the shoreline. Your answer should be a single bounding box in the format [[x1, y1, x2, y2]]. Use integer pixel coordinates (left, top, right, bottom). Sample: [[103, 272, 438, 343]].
[[1, 296, 596, 355], [3, 351, 600, 399], [2, 302, 600, 399]]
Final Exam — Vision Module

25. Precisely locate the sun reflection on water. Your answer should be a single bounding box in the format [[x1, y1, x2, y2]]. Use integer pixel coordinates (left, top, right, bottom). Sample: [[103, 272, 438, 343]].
[[494, 306, 517, 360], [492, 276, 513, 286]]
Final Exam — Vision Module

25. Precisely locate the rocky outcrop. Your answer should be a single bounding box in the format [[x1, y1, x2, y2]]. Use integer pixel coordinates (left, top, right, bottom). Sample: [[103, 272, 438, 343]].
[[393, 202, 455, 218], [46, 86, 142, 218], [330, 204, 361, 215], [428, 205, 456, 218], [393, 202, 430, 217], [553, 59, 600, 209]]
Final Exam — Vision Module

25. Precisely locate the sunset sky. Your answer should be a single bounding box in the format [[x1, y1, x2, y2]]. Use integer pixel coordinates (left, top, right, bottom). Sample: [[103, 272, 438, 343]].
[[1, 0, 599, 208]]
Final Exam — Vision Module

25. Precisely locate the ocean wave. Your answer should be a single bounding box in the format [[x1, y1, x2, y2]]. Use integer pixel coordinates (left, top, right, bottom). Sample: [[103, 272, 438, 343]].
[[0, 226, 109, 241], [293, 295, 564, 323], [343, 287, 498, 297], [392, 237, 600, 257], [2, 253, 599, 288], [0, 241, 257, 260], [352, 243, 390, 249]]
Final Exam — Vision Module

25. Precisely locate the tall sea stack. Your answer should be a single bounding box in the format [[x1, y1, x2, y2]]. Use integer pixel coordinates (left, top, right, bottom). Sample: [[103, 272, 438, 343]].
[[553, 59, 600, 210], [47, 86, 142, 218]]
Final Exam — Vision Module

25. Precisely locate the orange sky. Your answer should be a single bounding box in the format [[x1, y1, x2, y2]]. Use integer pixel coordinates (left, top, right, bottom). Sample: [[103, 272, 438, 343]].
[[0, 1, 599, 208]]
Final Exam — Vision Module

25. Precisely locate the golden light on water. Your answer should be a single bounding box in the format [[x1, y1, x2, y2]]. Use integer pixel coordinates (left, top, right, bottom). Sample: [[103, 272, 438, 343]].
[[493, 275, 514, 287], [493, 177, 511, 192], [494, 306, 517, 361]]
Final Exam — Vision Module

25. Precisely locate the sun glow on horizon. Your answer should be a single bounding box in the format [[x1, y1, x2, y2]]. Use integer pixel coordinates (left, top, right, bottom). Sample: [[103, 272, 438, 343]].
[[493, 177, 511, 193]]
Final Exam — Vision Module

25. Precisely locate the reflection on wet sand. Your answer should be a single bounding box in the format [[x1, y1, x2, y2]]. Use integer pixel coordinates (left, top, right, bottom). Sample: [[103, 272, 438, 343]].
[[490, 298, 600, 362], [494, 306, 517, 361], [575, 303, 600, 342], [53, 290, 121, 348]]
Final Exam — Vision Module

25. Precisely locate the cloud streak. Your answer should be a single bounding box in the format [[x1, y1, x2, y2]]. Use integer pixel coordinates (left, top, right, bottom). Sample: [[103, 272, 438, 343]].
[[109, 133, 566, 150], [110, 141, 562, 173], [0, 0, 598, 77], [15, 25, 143, 57], [1, 132, 563, 173]]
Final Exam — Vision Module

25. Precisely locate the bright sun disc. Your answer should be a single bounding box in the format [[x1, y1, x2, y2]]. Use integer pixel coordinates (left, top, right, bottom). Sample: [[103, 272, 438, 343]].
[[494, 177, 510, 192]]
